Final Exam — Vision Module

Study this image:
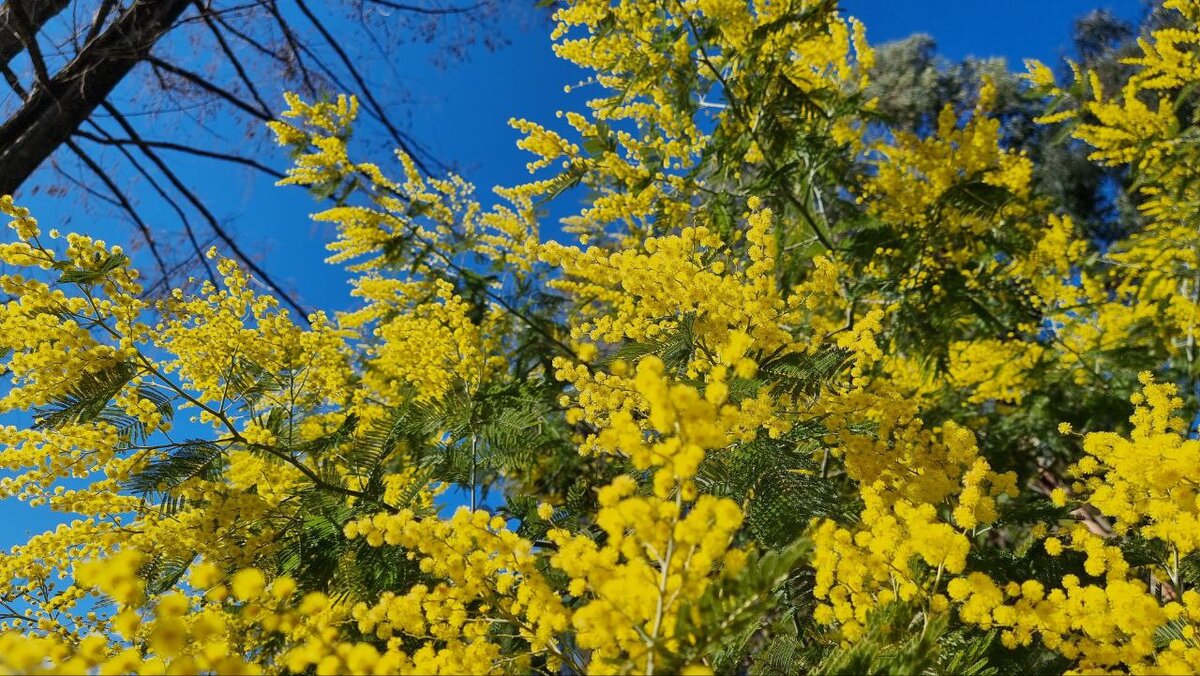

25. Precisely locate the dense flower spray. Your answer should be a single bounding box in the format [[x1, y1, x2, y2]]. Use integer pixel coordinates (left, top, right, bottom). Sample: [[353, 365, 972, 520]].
[[4, 0, 1200, 673]]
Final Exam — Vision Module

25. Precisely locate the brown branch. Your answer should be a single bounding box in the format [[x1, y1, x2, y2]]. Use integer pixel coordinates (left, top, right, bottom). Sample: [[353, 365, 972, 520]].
[[78, 120, 218, 287], [1, 59, 176, 285], [208, 12, 275, 59], [167, 1, 262, 27], [144, 55, 272, 121], [72, 129, 285, 180], [0, 62, 23, 98], [6, 1, 54, 88], [53, 159, 123, 209], [144, 61, 231, 140], [193, 0, 273, 116], [264, 1, 427, 170], [209, 10, 282, 64], [0, 0, 69, 67], [80, 0, 118, 49], [63, 138, 170, 280], [99, 102, 314, 324], [292, 0, 440, 173], [213, 11, 328, 101], [260, 2, 320, 97], [361, 0, 484, 15], [0, 0, 193, 196]]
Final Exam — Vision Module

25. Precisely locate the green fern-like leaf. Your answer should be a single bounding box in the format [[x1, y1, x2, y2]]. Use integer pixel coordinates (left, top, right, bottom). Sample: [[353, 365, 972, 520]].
[[123, 440, 225, 499], [33, 362, 138, 431]]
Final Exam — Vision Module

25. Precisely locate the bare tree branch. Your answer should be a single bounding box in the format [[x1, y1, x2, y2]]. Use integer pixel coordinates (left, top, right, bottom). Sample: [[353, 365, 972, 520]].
[[259, 2, 321, 97], [193, 0, 273, 116], [6, 2, 53, 88], [293, 0, 441, 172], [54, 159, 124, 209], [267, 3, 361, 103], [212, 11, 323, 100], [79, 119, 221, 287], [362, 0, 483, 16], [0, 0, 193, 196], [80, 0, 117, 48], [0, 0, 70, 67], [4, 45, 183, 286], [72, 129, 285, 180], [64, 138, 171, 280], [99, 102, 313, 323], [0, 0, 499, 304], [144, 55, 272, 121]]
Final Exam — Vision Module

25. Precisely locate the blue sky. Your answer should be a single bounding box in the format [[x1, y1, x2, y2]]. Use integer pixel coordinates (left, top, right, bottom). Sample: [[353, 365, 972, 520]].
[[2, 0, 1145, 547], [845, 0, 1144, 63]]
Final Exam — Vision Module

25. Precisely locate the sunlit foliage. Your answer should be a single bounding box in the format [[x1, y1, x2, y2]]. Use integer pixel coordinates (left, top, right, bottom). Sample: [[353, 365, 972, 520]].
[[4, 0, 1200, 673]]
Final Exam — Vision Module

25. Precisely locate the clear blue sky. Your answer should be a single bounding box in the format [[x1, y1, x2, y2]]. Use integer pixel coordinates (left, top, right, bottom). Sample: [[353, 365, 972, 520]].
[[3, 0, 1145, 547], [844, 0, 1145, 62]]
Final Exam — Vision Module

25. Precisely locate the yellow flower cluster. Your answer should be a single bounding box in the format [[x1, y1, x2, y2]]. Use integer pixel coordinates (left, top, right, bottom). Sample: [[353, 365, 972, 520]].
[[12, 1, 1200, 674], [811, 415, 1017, 641], [811, 500, 965, 635], [1027, 3, 1200, 370], [1074, 374, 1200, 555], [156, 252, 353, 420], [548, 486, 745, 673], [363, 280, 489, 403], [270, 94, 537, 276], [539, 220, 790, 350], [0, 551, 261, 674], [947, 339, 1047, 405], [931, 375, 1200, 671], [855, 78, 1047, 327], [945, 551, 1200, 672], [344, 506, 569, 672], [529, 0, 872, 243]]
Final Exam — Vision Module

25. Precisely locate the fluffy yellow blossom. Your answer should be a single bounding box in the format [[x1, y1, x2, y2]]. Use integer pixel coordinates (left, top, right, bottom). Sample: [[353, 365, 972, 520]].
[[7, 1, 1200, 674]]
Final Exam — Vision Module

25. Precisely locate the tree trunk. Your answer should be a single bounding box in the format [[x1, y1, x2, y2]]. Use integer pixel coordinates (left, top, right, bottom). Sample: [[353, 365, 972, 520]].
[[0, 0, 71, 66], [0, 0, 192, 196]]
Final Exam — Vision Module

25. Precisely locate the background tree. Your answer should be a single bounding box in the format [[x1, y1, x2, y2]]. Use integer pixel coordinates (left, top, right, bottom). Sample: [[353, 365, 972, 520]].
[[865, 7, 1155, 244]]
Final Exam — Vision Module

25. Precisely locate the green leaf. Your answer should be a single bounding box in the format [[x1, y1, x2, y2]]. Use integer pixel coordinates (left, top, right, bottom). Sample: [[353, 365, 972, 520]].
[[288, 413, 360, 460], [938, 180, 1013, 218], [33, 362, 138, 431], [758, 347, 851, 399], [123, 440, 225, 499], [57, 253, 130, 284]]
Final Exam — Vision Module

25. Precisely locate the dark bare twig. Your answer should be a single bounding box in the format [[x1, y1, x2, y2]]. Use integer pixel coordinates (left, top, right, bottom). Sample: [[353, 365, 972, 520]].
[[54, 158, 124, 208], [79, 120, 218, 286], [2, 59, 174, 284], [144, 55, 272, 121], [72, 129, 285, 179], [143, 242, 220, 298], [210, 10, 324, 99], [0, 0, 70, 67], [261, 1, 321, 97], [361, 0, 483, 16], [293, 0, 440, 173], [193, 0, 273, 116], [0, 0, 193, 195], [80, 0, 117, 47], [99, 102, 313, 323], [7, 2, 54, 89], [64, 138, 171, 280]]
